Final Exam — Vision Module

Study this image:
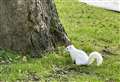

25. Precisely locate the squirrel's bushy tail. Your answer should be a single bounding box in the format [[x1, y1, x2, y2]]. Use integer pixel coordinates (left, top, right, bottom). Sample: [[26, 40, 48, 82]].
[[88, 51, 103, 66]]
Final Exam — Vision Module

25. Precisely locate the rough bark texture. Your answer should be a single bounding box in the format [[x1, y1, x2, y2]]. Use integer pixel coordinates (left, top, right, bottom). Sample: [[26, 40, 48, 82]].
[[0, 0, 71, 57]]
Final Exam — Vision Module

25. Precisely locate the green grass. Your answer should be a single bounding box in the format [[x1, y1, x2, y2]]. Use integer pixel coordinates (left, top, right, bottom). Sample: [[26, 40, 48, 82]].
[[0, 0, 120, 81]]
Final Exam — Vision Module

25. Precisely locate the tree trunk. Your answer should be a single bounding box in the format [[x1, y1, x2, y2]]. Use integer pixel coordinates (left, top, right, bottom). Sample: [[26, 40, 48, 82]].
[[0, 0, 71, 57]]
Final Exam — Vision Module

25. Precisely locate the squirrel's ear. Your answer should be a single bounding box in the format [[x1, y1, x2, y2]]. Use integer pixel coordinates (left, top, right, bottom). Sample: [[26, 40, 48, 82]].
[[69, 46, 72, 49]]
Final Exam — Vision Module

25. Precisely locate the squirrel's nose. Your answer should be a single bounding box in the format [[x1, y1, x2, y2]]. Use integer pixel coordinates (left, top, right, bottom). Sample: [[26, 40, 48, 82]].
[[65, 48, 67, 51]]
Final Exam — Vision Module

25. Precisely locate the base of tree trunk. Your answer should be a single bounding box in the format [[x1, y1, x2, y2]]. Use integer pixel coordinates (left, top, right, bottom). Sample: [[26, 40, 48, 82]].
[[0, 0, 71, 57]]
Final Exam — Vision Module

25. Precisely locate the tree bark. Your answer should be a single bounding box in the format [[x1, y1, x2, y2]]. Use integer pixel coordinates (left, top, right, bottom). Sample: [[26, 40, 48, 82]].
[[0, 0, 71, 57]]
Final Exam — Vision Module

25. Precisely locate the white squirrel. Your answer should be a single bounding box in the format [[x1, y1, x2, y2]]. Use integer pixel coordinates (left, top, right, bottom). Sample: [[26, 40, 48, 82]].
[[66, 45, 103, 66]]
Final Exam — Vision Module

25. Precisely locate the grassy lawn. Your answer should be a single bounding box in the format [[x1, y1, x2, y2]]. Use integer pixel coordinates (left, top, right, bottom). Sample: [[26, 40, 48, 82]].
[[0, 0, 120, 82]]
